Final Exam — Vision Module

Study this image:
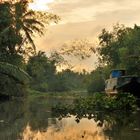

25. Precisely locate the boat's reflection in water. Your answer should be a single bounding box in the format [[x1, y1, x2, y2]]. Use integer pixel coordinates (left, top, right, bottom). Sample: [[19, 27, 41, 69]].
[[22, 116, 107, 140]]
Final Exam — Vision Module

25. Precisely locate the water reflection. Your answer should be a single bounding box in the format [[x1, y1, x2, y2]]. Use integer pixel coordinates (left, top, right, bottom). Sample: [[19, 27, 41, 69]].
[[0, 99, 27, 140], [0, 97, 140, 140], [22, 117, 107, 140]]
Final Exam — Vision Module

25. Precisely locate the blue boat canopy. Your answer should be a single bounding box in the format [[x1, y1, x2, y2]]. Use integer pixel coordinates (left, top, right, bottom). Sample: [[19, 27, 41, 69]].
[[110, 70, 126, 78]]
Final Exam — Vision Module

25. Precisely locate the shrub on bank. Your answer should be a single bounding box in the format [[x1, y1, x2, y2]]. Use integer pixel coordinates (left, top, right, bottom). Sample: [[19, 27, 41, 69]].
[[52, 93, 137, 116]]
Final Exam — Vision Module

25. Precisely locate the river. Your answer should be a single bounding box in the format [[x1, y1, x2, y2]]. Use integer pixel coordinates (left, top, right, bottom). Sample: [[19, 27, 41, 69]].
[[0, 96, 140, 140]]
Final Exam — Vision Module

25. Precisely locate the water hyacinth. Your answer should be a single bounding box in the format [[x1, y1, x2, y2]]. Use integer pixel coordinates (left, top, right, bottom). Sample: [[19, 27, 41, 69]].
[[52, 93, 138, 119]]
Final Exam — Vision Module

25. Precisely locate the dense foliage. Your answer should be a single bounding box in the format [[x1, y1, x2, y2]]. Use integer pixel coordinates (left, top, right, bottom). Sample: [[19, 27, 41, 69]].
[[0, 62, 31, 97], [27, 51, 56, 92], [0, 1, 59, 59], [0, 0, 140, 98], [88, 24, 140, 93], [98, 24, 140, 75], [27, 51, 87, 92], [87, 69, 105, 93], [14, 23, 140, 94], [52, 93, 137, 117], [0, 0, 59, 97]]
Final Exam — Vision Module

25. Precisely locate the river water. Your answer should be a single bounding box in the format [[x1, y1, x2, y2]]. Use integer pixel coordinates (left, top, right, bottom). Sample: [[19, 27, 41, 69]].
[[0, 96, 140, 140]]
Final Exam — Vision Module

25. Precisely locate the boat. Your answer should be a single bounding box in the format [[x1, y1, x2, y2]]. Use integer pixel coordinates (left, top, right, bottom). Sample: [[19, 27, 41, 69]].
[[105, 69, 140, 98]]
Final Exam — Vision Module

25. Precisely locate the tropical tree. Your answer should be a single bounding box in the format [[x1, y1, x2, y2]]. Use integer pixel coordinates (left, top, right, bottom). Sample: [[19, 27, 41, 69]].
[[0, 0, 59, 97], [87, 69, 105, 93], [27, 51, 56, 91], [97, 24, 129, 67], [0, 62, 30, 84], [0, 0, 59, 63], [97, 24, 140, 75], [60, 39, 95, 60], [0, 62, 30, 97]]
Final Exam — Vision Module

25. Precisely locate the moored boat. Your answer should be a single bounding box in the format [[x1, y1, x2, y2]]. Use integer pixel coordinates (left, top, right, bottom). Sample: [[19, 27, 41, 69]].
[[105, 70, 140, 98]]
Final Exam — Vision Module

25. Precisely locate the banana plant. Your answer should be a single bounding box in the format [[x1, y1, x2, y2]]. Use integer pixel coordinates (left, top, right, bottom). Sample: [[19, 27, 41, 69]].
[[0, 62, 30, 85]]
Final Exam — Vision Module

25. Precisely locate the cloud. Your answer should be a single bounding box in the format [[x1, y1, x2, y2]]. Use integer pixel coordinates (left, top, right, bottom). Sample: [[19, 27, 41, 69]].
[[35, 0, 140, 71], [36, 21, 101, 51], [48, 0, 140, 23]]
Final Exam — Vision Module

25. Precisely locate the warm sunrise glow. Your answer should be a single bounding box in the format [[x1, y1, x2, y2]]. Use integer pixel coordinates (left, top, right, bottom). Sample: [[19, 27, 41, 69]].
[[29, 0, 54, 11], [22, 118, 106, 140]]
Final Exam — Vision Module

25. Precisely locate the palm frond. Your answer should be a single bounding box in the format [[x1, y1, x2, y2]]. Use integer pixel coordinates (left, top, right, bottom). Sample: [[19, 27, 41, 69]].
[[22, 10, 35, 18], [28, 25, 44, 35], [22, 25, 33, 34], [23, 26, 36, 51], [0, 62, 30, 84], [23, 18, 44, 27]]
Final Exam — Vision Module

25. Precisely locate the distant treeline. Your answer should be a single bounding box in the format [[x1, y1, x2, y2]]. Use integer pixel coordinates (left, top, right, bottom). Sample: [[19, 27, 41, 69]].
[[0, 1, 140, 97]]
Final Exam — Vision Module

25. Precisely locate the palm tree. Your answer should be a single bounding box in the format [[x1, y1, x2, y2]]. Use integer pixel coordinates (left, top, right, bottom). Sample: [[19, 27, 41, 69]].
[[0, 61, 31, 97], [14, 1, 44, 53], [0, 0, 59, 55], [0, 1, 44, 97], [0, 1, 59, 97], [0, 62, 30, 84]]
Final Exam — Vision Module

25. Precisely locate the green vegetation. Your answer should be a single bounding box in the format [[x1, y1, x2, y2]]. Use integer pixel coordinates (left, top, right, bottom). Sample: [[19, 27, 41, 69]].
[[1, 2, 140, 140], [0, 96, 140, 140], [0, 1, 140, 109], [26, 51, 87, 92], [0, 62, 30, 97], [87, 24, 140, 93], [98, 24, 140, 75], [52, 93, 137, 118], [0, 1, 59, 58], [0, 0, 58, 98], [27, 89, 87, 100], [26, 51, 56, 92]]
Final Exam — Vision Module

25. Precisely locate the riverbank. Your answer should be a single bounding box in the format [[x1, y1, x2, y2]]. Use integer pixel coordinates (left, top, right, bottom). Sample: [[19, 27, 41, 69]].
[[27, 89, 88, 100], [1, 93, 140, 140]]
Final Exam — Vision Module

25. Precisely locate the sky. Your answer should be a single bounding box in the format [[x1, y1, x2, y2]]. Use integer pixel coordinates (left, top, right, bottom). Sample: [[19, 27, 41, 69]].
[[30, 0, 140, 71]]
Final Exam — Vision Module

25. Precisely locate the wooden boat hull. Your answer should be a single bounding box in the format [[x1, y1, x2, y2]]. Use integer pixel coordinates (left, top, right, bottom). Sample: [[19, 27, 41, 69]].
[[105, 76, 140, 98]]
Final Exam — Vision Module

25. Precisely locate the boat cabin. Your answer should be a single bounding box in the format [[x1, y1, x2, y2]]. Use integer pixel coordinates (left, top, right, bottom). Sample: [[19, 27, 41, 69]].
[[105, 69, 140, 97], [105, 70, 126, 95]]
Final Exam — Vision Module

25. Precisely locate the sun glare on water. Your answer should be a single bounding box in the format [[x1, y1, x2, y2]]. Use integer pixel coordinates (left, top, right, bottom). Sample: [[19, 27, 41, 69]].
[[29, 0, 54, 11]]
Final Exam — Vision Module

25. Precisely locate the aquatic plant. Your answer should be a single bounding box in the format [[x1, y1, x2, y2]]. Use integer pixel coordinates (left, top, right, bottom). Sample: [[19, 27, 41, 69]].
[[52, 93, 137, 118]]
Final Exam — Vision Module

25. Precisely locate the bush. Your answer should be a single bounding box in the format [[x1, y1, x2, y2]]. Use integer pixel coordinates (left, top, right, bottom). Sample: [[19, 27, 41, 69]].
[[0, 74, 27, 97], [52, 93, 137, 117]]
